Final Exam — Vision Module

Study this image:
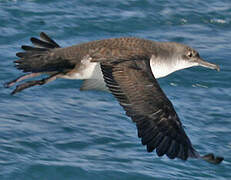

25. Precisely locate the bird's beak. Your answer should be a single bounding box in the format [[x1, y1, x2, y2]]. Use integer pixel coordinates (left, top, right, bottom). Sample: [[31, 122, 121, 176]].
[[196, 58, 220, 71]]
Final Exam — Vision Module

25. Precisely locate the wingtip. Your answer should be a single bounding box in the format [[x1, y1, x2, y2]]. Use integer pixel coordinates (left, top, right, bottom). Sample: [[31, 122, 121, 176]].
[[3, 82, 10, 88], [10, 90, 17, 95], [202, 153, 224, 165]]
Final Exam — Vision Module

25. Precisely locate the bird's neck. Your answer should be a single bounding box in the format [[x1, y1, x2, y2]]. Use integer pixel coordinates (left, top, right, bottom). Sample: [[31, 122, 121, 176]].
[[150, 55, 197, 79]]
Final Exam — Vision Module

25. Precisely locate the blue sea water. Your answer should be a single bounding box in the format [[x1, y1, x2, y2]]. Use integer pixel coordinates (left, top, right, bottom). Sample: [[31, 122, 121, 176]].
[[0, 0, 231, 179]]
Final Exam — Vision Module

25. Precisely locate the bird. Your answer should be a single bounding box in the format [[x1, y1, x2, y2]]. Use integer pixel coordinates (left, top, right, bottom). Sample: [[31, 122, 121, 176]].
[[5, 32, 223, 164]]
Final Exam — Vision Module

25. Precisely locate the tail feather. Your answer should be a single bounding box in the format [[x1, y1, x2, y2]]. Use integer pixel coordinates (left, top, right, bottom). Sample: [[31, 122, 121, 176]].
[[30, 32, 60, 49], [14, 32, 74, 73], [21, 45, 48, 51], [31, 37, 58, 49], [39, 32, 60, 48], [15, 50, 48, 72], [16, 51, 44, 58]]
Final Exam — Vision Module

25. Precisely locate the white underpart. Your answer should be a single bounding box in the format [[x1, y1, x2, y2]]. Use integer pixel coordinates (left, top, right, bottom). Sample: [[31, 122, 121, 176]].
[[150, 55, 198, 78], [150, 59, 174, 79], [63, 55, 103, 80], [62, 55, 107, 91], [72, 62, 103, 80]]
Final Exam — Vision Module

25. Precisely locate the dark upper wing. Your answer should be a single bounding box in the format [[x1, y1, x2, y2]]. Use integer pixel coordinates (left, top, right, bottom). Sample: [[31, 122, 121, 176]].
[[100, 60, 199, 160]]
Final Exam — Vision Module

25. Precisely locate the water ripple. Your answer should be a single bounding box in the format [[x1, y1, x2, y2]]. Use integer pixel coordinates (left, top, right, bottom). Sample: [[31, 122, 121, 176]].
[[0, 0, 231, 179]]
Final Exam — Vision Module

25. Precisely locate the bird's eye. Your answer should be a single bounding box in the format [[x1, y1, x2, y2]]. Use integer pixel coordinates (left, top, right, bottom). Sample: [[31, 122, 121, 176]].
[[187, 52, 193, 58]]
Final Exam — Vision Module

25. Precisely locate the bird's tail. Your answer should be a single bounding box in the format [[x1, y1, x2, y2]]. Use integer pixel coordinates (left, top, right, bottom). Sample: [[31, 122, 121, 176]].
[[15, 32, 61, 73], [4, 32, 65, 94]]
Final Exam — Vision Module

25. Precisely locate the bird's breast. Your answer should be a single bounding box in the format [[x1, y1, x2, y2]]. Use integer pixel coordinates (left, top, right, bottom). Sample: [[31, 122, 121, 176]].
[[150, 55, 174, 79]]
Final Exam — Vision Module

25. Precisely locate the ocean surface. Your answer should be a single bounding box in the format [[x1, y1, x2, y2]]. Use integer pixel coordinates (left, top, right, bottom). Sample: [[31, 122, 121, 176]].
[[0, 0, 231, 179]]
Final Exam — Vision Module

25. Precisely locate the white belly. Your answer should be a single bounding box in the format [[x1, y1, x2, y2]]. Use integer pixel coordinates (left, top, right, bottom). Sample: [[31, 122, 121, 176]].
[[63, 55, 104, 80], [69, 62, 103, 79], [62, 57, 107, 91]]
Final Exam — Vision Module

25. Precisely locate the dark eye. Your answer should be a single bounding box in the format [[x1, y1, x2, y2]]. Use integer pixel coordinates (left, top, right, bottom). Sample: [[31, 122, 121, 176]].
[[187, 52, 193, 58]]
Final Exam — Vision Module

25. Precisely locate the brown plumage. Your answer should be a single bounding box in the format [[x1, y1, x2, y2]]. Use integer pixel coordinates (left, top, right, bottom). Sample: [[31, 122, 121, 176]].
[[101, 62, 197, 160], [5, 32, 223, 164]]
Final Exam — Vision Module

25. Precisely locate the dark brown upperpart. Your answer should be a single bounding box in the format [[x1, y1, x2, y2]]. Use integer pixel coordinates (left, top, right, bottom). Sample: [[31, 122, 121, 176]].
[[53, 37, 155, 65], [56, 37, 180, 65], [14, 32, 183, 74]]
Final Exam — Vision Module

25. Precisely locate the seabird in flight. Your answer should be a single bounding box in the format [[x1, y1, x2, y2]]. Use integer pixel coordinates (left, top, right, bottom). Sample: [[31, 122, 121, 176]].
[[5, 32, 223, 164]]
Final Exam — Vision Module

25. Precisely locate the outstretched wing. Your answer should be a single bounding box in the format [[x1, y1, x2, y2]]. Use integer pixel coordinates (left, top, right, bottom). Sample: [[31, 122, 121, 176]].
[[100, 60, 199, 160]]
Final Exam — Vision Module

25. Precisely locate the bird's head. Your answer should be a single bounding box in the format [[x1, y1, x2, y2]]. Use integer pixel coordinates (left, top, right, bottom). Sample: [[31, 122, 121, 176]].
[[150, 42, 220, 78], [173, 43, 220, 72]]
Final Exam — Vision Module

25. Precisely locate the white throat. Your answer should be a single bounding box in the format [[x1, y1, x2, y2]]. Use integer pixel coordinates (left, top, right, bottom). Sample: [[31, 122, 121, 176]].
[[150, 55, 197, 79]]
